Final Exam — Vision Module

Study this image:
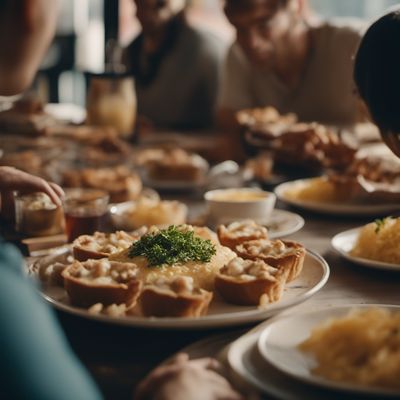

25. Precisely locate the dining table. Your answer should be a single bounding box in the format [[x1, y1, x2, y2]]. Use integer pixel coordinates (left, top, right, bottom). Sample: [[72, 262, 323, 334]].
[[43, 191, 400, 400]]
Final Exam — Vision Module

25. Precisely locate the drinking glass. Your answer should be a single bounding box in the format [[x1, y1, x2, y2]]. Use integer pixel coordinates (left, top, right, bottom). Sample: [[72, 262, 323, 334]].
[[63, 189, 109, 242]]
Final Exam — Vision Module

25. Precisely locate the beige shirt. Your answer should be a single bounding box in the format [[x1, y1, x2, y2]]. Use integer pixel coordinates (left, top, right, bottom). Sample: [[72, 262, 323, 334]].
[[218, 19, 364, 125]]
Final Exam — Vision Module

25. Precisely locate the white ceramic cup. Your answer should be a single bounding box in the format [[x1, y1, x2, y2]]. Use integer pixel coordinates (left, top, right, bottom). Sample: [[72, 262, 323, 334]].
[[204, 188, 276, 225]]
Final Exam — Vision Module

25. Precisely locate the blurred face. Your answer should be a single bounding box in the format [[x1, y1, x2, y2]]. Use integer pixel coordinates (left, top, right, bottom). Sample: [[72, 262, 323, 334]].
[[225, 0, 298, 68], [134, 0, 184, 34], [0, 0, 58, 95]]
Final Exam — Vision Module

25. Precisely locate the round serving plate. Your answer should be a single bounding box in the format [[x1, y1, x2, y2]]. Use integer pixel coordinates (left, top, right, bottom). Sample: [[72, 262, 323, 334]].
[[28, 249, 329, 330]]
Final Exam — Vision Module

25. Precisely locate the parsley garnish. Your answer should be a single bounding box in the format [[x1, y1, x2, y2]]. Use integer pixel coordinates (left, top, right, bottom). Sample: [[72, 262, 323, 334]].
[[128, 225, 216, 267], [374, 217, 393, 234]]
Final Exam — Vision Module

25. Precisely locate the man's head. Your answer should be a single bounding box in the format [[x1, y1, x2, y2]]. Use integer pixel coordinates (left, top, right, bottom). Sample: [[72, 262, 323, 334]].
[[224, 0, 308, 68], [354, 10, 400, 156], [133, 0, 186, 35], [0, 0, 58, 95]]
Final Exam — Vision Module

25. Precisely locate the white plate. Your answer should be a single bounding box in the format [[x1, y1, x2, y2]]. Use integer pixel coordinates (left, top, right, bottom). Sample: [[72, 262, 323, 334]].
[[28, 250, 329, 330], [264, 209, 304, 238], [206, 209, 305, 239], [332, 228, 400, 271], [275, 179, 400, 216], [228, 330, 341, 400], [44, 103, 86, 124], [111, 203, 305, 239], [257, 305, 400, 397], [139, 155, 209, 191]]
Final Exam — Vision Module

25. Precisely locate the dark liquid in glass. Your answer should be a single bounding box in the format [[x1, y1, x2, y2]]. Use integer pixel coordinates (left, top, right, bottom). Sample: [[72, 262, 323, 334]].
[[65, 212, 105, 242]]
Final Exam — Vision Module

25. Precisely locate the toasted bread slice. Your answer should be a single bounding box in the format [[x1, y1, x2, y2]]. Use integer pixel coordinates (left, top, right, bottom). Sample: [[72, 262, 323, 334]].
[[72, 231, 138, 261], [235, 239, 305, 282], [217, 220, 269, 249], [62, 259, 141, 308], [140, 276, 213, 317], [215, 257, 289, 305]]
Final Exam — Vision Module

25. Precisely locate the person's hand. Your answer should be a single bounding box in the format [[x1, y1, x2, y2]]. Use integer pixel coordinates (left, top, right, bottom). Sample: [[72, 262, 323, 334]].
[[133, 353, 244, 400], [0, 167, 64, 220], [0, 166, 64, 206]]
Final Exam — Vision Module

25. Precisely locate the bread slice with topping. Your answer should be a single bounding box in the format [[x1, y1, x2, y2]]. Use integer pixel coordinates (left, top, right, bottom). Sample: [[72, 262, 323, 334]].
[[140, 276, 213, 317], [215, 257, 289, 305], [235, 239, 305, 282], [62, 259, 141, 308], [217, 220, 269, 250], [73, 231, 139, 261]]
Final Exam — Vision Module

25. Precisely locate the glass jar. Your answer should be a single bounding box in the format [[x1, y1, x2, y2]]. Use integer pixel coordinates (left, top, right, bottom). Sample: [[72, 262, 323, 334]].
[[15, 192, 65, 237], [86, 73, 137, 139]]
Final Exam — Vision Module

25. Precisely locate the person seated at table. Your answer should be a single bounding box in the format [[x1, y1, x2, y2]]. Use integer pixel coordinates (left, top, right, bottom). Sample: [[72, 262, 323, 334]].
[[123, 0, 226, 131], [354, 8, 400, 158], [217, 0, 364, 159]]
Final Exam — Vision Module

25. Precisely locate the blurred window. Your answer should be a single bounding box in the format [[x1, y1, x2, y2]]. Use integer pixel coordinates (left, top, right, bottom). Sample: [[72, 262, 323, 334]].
[[310, 0, 400, 19]]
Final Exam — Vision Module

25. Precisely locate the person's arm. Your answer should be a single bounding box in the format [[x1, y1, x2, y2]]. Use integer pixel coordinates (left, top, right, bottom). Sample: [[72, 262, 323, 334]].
[[0, 240, 103, 400]]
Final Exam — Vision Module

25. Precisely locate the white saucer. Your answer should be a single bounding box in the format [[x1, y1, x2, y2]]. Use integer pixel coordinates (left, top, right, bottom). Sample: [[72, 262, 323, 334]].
[[207, 209, 304, 239]]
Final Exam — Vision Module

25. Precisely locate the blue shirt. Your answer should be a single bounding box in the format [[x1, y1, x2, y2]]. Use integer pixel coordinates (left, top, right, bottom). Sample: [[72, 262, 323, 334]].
[[0, 239, 102, 400]]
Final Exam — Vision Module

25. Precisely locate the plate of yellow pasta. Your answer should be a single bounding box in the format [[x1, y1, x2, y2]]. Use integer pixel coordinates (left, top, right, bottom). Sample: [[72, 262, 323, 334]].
[[332, 217, 400, 271], [257, 305, 400, 396], [275, 178, 400, 216]]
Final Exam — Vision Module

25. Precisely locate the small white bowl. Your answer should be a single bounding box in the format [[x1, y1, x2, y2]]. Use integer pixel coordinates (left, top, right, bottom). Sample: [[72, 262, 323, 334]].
[[204, 188, 276, 225]]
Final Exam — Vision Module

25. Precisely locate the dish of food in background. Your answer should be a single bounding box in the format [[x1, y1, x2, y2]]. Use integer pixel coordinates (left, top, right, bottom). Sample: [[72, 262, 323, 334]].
[[28, 224, 329, 328], [110, 197, 188, 231], [0, 97, 59, 136], [244, 153, 288, 189], [257, 305, 400, 397], [136, 147, 209, 190], [241, 107, 357, 172], [237, 106, 297, 139], [205, 188, 276, 226], [275, 179, 400, 216], [332, 218, 400, 271], [0, 150, 42, 175], [15, 192, 65, 237], [62, 165, 142, 203]]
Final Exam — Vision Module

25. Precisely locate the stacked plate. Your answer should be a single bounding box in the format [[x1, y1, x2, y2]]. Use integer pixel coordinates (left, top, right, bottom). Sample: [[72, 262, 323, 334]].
[[227, 305, 400, 399]]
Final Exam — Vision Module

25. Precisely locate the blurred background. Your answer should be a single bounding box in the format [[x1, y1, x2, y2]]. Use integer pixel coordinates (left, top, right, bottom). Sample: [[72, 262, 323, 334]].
[[38, 0, 400, 106]]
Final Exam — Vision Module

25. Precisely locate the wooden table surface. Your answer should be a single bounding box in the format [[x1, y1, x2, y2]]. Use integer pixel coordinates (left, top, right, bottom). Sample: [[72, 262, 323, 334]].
[[52, 196, 400, 400]]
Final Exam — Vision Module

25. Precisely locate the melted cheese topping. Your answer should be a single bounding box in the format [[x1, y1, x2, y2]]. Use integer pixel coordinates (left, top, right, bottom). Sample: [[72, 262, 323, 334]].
[[152, 276, 195, 294], [238, 239, 296, 258], [74, 231, 137, 254], [220, 220, 268, 239], [110, 243, 235, 290], [68, 259, 138, 284], [222, 257, 278, 281]]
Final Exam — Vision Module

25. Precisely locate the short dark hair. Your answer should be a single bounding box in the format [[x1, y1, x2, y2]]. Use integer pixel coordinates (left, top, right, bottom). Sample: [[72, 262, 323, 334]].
[[354, 11, 400, 133], [224, 0, 289, 14]]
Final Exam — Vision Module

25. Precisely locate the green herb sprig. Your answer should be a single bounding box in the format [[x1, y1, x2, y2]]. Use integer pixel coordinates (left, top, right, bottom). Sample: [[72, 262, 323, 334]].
[[374, 216, 394, 234], [128, 225, 216, 267]]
